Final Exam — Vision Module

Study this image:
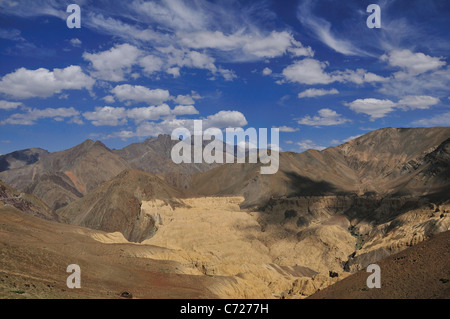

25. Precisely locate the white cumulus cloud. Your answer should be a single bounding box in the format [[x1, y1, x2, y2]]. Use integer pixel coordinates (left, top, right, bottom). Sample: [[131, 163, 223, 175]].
[[397, 95, 440, 110], [83, 43, 142, 82], [111, 84, 171, 105], [127, 104, 172, 123], [297, 108, 350, 126], [0, 66, 94, 99], [203, 110, 248, 129], [273, 126, 299, 132], [381, 49, 446, 78], [0, 100, 22, 110], [346, 95, 441, 120], [345, 98, 397, 121], [298, 88, 339, 98], [1, 107, 80, 125], [172, 105, 199, 116], [282, 58, 386, 85], [83, 106, 127, 126], [262, 67, 272, 76], [173, 91, 201, 105]]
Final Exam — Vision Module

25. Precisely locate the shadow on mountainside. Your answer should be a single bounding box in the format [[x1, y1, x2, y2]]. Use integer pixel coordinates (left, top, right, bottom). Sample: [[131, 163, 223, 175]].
[[284, 172, 339, 197]]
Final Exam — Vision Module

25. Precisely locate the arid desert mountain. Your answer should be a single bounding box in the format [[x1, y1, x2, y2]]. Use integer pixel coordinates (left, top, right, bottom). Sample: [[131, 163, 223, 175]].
[[113, 134, 222, 175], [2, 189, 448, 299], [0, 148, 49, 172], [0, 204, 221, 299], [0, 126, 449, 299], [0, 140, 131, 210], [190, 127, 450, 207], [0, 179, 54, 221], [308, 230, 450, 299], [0, 135, 230, 210], [112, 134, 236, 191], [57, 169, 184, 242]]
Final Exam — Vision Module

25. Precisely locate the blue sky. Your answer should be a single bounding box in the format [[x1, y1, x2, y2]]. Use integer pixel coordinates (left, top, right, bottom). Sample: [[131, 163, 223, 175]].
[[0, 0, 449, 154]]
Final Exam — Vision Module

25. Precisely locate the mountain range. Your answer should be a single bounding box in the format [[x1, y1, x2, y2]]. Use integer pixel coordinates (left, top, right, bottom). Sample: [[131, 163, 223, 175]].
[[190, 127, 450, 207], [0, 126, 449, 299]]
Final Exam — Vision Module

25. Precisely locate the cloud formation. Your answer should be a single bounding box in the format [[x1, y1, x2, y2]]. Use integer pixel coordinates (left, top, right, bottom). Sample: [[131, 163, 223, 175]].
[[296, 0, 371, 57], [296, 140, 326, 151], [297, 108, 350, 126], [298, 88, 339, 98], [108, 110, 248, 139], [111, 84, 171, 105], [273, 126, 299, 132], [0, 100, 22, 110], [1, 107, 80, 125], [0, 66, 94, 99], [83, 43, 142, 82], [346, 95, 441, 120], [412, 112, 450, 127], [381, 49, 446, 78], [282, 58, 387, 85], [346, 98, 397, 121]]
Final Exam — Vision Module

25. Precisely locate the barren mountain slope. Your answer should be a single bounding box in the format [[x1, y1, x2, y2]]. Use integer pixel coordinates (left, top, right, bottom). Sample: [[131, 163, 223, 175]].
[[93, 196, 344, 298], [0, 205, 223, 299], [113, 134, 222, 175], [0, 148, 49, 172], [190, 127, 450, 208], [0, 140, 131, 209], [23, 172, 84, 211], [1, 126, 449, 299], [0, 179, 54, 220], [308, 230, 450, 299], [57, 169, 184, 242], [337, 127, 450, 196]]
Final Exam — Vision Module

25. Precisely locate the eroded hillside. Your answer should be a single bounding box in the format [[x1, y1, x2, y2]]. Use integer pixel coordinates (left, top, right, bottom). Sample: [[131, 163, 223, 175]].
[[0, 127, 449, 299]]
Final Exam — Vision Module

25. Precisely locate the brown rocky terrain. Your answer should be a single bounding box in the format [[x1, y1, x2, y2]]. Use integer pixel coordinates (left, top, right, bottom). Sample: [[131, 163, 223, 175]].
[[112, 134, 236, 191], [308, 230, 450, 299], [0, 135, 230, 210], [0, 204, 223, 299], [113, 134, 222, 175], [0, 126, 449, 299], [0, 195, 343, 299], [57, 169, 185, 242], [0, 179, 54, 221], [3, 192, 447, 299], [0, 148, 49, 172], [0, 140, 131, 210], [190, 127, 450, 208]]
